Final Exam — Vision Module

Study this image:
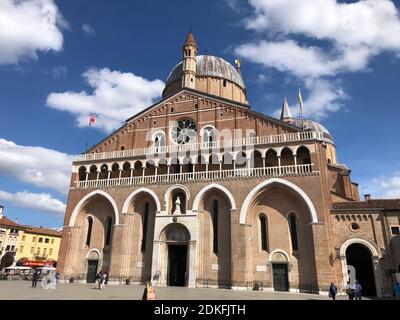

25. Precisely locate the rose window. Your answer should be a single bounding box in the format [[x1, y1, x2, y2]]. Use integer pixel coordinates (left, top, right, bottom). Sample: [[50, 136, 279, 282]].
[[171, 119, 197, 144]]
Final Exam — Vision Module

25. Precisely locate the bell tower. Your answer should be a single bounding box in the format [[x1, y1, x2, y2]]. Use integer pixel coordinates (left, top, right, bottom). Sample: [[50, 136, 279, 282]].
[[182, 31, 197, 89]]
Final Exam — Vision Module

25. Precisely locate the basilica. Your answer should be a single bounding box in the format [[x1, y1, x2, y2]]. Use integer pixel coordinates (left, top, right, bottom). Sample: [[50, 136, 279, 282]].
[[58, 32, 400, 297]]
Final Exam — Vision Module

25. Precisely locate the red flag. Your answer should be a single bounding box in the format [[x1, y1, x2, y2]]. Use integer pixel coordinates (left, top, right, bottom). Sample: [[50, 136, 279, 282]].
[[89, 115, 95, 126]]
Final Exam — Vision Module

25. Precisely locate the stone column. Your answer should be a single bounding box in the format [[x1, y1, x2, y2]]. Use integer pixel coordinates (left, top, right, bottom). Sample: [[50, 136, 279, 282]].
[[108, 224, 125, 282], [117, 213, 135, 280], [230, 209, 250, 289], [310, 223, 337, 294], [151, 240, 163, 287], [62, 226, 82, 279], [372, 256, 384, 298], [188, 240, 197, 288], [262, 157, 266, 176], [85, 172, 89, 187]]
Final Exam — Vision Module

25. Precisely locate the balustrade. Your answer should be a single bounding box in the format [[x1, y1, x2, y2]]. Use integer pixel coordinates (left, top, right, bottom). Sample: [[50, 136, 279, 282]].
[[75, 164, 319, 189], [75, 131, 323, 162]]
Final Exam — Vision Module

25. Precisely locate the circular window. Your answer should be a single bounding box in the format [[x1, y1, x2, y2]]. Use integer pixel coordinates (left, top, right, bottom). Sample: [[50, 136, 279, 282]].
[[171, 119, 197, 144], [350, 223, 360, 231]]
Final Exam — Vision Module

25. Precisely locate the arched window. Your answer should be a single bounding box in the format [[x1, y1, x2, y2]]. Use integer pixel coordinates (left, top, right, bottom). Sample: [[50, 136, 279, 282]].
[[78, 166, 87, 181], [86, 217, 93, 246], [297, 146, 311, 165], [141, 202, 149, 252], [105, 217, 112, 246], [202, 127, 217, 146], [259, 215, 268, 252], [212, 200, 219, 254], [99, 164, 108, 180], [289, 213, 298, 251], [154, 132, 166, 152], [248, 131, 256, 144]]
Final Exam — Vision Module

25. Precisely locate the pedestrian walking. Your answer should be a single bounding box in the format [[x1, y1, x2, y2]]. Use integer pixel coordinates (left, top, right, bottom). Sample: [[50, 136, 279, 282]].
[[329, 282, 337, 300], [96, 271, 103, 290], [346, 281, 355, 300], [55, 271, 60, 284], [31, 269, 40, 288], [393, 281, 400, 300], [354, 280, 362, 300], [142, 281, 156, 300], [100, 272, 107, 290]]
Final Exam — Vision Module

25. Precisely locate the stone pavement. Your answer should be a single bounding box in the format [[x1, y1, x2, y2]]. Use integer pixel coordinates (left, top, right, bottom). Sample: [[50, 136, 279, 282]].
[[0, 281, 366, 300]]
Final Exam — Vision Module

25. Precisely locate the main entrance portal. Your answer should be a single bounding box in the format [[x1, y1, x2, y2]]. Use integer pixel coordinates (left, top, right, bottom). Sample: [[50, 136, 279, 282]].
[[87, 260, 98, 283], [272, 263, 289, 292], [168, 244, 188, 286], [158, 223, 191, 287], [346, 244, 376, 297]]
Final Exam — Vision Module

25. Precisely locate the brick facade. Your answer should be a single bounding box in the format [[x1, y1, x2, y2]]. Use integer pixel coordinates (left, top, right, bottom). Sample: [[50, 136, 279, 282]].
[[57, 34, 400, 297]]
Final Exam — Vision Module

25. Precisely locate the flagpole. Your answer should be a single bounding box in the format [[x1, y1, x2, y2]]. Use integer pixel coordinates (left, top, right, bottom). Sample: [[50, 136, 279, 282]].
[[298, 83, 304, 131], [85, 118, 90, 153], [85, 115, 94, 153]]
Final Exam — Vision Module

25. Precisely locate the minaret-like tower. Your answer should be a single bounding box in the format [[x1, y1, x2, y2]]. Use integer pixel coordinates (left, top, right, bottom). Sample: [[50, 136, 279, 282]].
[[182, 31, 197, 89], [280, 96, 293, 123]]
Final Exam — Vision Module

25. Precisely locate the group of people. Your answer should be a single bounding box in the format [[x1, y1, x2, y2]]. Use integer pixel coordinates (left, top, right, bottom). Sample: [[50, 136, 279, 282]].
[[32, 268, 400, 300], [329, 280, 400, 300], [94, 270, 156, 299], [328, 281, 363, 300], [95, 271, 108, 290], [31, 269, 60, 289]]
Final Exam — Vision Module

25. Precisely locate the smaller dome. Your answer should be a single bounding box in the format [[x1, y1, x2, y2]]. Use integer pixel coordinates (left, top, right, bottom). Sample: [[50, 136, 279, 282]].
[[290, 119, 333, 141]]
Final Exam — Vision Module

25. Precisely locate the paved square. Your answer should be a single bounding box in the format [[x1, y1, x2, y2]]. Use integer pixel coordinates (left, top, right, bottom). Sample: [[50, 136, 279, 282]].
[[0, 281, 360, 300]]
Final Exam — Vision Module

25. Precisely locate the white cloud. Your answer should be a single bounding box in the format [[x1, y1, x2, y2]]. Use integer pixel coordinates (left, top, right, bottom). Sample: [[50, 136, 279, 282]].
[[235, 39, 373, 79], [234, 0, 400, 119], [300, 79, 347, 119], [0, 0, 66, 65], [369, 174, 400, 199], [0, 190, 66, 216], [0, 139, 73, 195], [47, 68, 165, 133], [245, 0, 400, 52], [82, 23, 95, 36]]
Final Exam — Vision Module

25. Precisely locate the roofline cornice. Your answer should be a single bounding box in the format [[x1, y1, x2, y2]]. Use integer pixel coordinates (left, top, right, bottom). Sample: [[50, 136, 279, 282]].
[[86, 88, 305, 154]]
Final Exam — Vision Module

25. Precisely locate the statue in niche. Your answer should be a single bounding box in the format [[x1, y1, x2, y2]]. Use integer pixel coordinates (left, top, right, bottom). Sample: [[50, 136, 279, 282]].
[[173, 196, 181, 214]]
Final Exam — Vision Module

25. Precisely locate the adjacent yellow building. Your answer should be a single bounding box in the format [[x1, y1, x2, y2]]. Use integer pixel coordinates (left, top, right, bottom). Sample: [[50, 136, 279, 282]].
[[17, 227, 62, 266], [0, 205, 62, 268]]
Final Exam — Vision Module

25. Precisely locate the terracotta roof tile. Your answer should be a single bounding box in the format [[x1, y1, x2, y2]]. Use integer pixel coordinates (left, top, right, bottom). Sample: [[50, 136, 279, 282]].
[[0, 216, 25, 229], [332, 199, 400, 210], [24, 227, 62, 237], [184, 31, 196, 46]]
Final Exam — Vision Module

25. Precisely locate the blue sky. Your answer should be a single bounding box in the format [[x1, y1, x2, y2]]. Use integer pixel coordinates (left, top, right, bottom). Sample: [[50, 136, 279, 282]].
[[0, 0, 400, 228]]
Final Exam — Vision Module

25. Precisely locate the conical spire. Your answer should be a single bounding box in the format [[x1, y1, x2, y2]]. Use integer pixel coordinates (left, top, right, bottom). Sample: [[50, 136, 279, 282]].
[[184, 30, 197, 46], [280, 97, 293, 122]]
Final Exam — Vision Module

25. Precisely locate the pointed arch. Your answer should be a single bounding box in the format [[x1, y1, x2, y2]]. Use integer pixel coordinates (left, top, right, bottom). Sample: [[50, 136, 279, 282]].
[[68, 190, 119, 227], [339, 238, 380, 257], [239, 178, 318, 224], [192, 183, 236, 212], [122, 187, 161, 213]]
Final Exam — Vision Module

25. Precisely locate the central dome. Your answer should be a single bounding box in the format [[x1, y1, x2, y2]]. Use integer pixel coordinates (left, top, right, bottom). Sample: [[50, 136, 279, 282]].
[[166, 55, 246, 89]]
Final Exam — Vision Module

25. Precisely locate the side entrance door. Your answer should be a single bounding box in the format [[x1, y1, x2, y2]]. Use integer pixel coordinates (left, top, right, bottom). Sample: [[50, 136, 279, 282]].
[[87, 260, 98, 283], [272, 263, 289, 292]]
